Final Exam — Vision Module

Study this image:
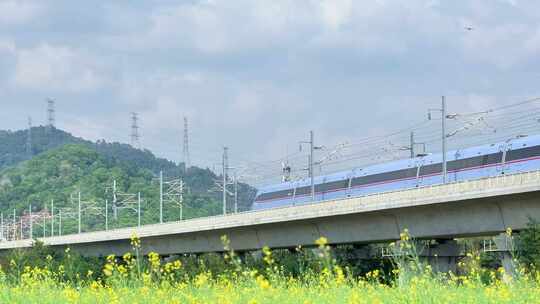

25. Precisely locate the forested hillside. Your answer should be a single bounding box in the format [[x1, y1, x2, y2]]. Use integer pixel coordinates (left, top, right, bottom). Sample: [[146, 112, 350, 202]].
[[0, 127, 256, 233], [0, 127, 178, 175]]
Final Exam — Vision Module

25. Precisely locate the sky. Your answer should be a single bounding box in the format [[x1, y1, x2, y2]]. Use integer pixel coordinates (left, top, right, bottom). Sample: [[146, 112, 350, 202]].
[[1, 0, 540, 181]]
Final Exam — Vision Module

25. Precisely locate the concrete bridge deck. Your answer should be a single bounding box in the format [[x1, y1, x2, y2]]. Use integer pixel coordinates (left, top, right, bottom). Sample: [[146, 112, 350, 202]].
[[1, 170, 540, 256]]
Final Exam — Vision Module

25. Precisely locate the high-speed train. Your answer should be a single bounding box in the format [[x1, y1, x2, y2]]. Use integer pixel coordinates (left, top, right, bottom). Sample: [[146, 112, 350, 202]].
[[252, 135, 540, 211]]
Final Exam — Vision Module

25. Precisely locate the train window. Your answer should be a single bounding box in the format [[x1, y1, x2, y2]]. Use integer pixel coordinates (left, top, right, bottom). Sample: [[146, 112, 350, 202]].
[[507, 145, 540, 161], [295, 186, 310, 196], [486, 152, 503, 164], [317, 180, 348, 192], [419, 163, 442, 175]]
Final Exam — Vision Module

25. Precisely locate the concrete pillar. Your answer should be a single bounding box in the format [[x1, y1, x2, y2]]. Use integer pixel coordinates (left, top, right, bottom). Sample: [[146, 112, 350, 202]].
[[493, 233, 516, 278], [418, 240, 460, 273]]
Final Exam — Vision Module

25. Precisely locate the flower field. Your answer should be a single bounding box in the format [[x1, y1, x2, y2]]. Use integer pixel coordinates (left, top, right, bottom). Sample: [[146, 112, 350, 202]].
[[1, 274, 540, 304], [1, 232, 539, 303]]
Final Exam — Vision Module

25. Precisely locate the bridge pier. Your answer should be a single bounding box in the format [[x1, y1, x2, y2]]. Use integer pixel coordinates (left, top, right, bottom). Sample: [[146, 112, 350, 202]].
[[492, 233, 517, 279], [418, 240, 460, 273], [382, 240, 461, 274]]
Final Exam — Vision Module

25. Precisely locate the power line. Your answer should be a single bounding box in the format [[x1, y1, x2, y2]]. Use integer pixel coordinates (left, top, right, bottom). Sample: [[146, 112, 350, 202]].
[[237, 97, 540, 186], [486, 96, 540, 113]]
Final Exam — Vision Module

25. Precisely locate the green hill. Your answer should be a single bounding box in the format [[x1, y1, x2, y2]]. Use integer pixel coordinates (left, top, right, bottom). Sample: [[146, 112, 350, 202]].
[[0, 127, 256, 234], [0, 126, 179, 175]]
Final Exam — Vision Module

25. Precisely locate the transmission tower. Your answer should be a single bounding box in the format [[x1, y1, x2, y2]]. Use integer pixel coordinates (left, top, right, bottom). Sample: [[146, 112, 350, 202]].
[[130, 112, 140, 148], [183, 116, 190, 169], [26, 116, 32, 157], [46, 98, 55, 129]]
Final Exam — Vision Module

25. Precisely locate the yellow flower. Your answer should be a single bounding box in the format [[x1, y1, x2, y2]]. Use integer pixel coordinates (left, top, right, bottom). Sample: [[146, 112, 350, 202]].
[[63, 287, 80, 303], [194, 273, 209, 287], [117, 265, 127, 276], [106, 254, 116, 264], [148, 252, 161, 271], [334, 266, 345, 284], [315, 236, 328, 247], [130, 234, 141, 249], [262, 246, 274, 265], [90, 280, 102, 290], [256, 275, 270, 289], [103, 263, 114, 277]]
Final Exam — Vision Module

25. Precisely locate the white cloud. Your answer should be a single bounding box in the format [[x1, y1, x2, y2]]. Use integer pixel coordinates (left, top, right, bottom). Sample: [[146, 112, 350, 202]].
[[2, 0, 540, 172], [12, 44, 106, 92], [318, 0, 352, 30], [0, 38, 16, 54], [0, 1, 41, 26]]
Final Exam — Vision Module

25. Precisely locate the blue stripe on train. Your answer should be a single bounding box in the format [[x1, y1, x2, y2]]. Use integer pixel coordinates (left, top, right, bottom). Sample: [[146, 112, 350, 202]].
[[251, 157, 540, 211]]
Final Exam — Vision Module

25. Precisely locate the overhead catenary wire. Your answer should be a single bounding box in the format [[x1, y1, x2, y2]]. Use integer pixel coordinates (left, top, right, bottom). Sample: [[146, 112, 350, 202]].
[[238, 96, 540, 187]]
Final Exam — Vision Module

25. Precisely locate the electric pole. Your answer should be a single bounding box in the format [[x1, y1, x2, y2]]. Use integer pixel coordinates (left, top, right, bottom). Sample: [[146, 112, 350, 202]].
[[78, 192, 81, 234], [12, 209, 16, 240], [138, 192, 141, 227], [113, 180, 118, 220], [442, 96, 447, 183], [111, 179, 142, 226], [234, 171, 238, 213], [51, 200, 54, 237], [428, 96, 449, 183], [162, 175, 185, 221], [300, 131, 321, 201], [160, 171, 163, 223], [222, 147, 228, 215], [410, 132, 415, 159], [105, 199, 108, 230], [59, 209, 62, 236], [310, 131, 314, 201], [28, 204, 32, 239]]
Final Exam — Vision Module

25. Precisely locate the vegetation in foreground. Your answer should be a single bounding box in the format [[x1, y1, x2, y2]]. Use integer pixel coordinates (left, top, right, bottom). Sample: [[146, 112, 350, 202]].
[[1, 227, 540, 303]]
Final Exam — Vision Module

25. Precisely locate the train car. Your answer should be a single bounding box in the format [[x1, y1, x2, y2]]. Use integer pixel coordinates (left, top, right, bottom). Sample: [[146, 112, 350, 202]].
[[252, 135, 540, 211]]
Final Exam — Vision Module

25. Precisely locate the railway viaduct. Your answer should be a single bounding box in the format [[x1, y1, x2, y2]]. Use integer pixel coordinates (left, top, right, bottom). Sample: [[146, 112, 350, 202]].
[[1, 170, 540, 271]]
